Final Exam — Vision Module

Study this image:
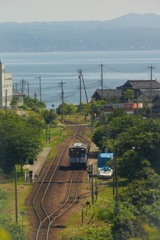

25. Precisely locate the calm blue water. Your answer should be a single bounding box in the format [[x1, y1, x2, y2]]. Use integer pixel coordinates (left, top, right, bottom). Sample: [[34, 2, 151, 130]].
[[1, 51, 160, 108]]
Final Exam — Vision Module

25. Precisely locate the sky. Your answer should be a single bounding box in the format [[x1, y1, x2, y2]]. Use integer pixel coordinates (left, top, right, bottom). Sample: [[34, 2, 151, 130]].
[[0, 0, 160, 22]]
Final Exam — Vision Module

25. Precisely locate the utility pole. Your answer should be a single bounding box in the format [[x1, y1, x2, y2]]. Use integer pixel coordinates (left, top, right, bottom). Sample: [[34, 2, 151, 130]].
[[104, 121, 108, 153], [34, 92, 37, 99], [5, 89, 7, 114], [27, 82, 30, 97], [20, 79, 26, 93], [14, 82, 19, 91], [39, 76, 42, 101], [148, 65, 155, 116], [78, 68, 88, 107], [91, 164, 94, 205], [59, 81, 65, 122], [81, 71, 88, 104], [15, 165, 18, 223], [78, 69, 82, 113], [114, 146, 119, 216], [99, 63, 104, 100], [91, 103, 94, 131], [16, 83, 18, 91], [36, 76, 42, 101]]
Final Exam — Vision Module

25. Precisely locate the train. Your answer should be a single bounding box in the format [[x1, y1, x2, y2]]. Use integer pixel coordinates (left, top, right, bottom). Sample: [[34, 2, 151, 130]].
[[97, 153, 113, 179], [68, 142, 88, 169]]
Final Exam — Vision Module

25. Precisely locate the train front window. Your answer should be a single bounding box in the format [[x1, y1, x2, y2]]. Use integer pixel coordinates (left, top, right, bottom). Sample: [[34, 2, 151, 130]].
[[81, 148, 86, 157], [69, 149, 74, 157], [75, 149, 81, 157]]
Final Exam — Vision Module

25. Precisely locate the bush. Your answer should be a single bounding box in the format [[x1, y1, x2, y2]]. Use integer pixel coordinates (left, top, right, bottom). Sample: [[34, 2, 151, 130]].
[[97, 207, 115, 222], [112, 217, 148, 240]]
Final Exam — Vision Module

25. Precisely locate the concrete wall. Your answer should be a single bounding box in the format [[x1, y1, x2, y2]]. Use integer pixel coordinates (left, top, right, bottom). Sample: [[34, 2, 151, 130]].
[[0, 62, 12, 108]]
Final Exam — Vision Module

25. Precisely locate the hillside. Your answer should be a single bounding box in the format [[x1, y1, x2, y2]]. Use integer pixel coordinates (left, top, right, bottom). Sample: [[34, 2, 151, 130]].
[[0, 13, 160, 52]]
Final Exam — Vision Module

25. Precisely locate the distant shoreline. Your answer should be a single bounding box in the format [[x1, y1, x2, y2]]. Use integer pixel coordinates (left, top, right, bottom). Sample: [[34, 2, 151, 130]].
[[0, 14, 160, 52]]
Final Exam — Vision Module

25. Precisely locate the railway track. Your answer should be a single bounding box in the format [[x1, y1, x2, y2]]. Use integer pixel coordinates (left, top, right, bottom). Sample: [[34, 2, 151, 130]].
[[46, 170, 82, 239], [32, 124, 90, 240]]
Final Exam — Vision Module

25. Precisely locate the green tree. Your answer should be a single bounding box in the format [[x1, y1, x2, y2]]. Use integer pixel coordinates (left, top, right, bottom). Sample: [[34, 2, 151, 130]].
[[119, 173, 160, 230], [42, 109, 57, 124], [118, 149, 152, 181], [92, 100, 106, 117], [123, 89, 134, 102], [107, 108, 125, 122], [108, 114, 141, 138], [91, 125, 105, 149], [10, 98, 18, 107], [56, 103, 77, 115], [116, 119, 160, 172], [21, 96, 46, 112], [77, 103, 91, 119], [92, 114, 141, 151], [0, 111, 42, 173], [112, 217, 148, 240]]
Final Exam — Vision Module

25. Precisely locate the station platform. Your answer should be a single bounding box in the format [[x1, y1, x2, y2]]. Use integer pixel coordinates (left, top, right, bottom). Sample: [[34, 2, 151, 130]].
[[24, 147, 51, 183]]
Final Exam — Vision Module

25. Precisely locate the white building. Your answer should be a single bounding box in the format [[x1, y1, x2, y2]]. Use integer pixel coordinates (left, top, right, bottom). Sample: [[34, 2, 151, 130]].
[[0, 61, 12, 109]]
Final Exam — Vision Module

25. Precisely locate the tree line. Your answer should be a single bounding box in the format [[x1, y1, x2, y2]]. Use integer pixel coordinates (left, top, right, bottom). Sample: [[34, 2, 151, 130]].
[[91, 109, 160, 239]]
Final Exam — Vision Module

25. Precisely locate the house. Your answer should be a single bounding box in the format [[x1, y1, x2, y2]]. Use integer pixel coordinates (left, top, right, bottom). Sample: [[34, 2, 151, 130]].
[[90, 89, 122, 102], [91, 81, 160, 103], [90, 80, 160, 114], [117, 80, 160, 91], [117, 80, 160, 100], [139, 89, 160, 101], [0, 61, 12, 109], [117, 80, 160, 112]]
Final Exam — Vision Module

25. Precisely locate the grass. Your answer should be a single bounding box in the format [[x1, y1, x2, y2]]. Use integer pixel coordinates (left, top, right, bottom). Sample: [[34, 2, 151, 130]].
[[42, 124, 74, 160], [64, 114, 90, 124], [60, 178, 114, 239], [0, 173, 32, 225], [142, 224, 160, 240]]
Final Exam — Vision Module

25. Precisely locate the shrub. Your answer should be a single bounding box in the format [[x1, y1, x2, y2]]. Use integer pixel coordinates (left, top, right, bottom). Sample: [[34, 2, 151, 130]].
[[112, 217, 148, 240]]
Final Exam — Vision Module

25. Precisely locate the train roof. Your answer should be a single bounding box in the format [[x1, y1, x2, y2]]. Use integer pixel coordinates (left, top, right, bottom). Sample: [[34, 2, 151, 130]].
[[98, 153, 113, 159], [70, 142, 87, 148]]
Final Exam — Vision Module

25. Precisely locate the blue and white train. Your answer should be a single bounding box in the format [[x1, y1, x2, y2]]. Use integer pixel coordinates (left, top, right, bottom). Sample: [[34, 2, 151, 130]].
[[97, 153, 113, 179]]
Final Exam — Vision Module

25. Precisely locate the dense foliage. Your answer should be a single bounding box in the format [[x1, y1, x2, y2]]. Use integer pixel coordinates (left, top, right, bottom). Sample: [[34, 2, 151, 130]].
[[0, 111, 42, 173], [20, 96, 46, 112], [91, 111, 160, 239], [42, 109, 57, 124], [56, 103, 77, 115]]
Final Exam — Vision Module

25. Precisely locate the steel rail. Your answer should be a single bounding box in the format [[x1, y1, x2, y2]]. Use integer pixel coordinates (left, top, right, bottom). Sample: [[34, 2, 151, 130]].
[[46, 170, 82, 240], [33, 125, 79, 223], [35, 141, 68, 240], [33, 125, 81, 240]]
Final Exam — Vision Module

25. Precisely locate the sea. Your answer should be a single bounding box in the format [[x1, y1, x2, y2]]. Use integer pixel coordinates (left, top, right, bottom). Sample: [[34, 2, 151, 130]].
[[1, 51, 160, 109]]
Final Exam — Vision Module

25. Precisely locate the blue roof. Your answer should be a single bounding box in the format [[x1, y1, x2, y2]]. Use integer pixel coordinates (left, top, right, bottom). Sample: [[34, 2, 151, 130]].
[[98, 153, 113, 167], [98, 153, 113, 159]]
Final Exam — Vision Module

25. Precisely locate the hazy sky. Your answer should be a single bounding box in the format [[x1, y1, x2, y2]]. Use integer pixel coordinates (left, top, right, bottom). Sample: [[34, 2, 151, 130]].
[[1, 0, 160, 22]]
